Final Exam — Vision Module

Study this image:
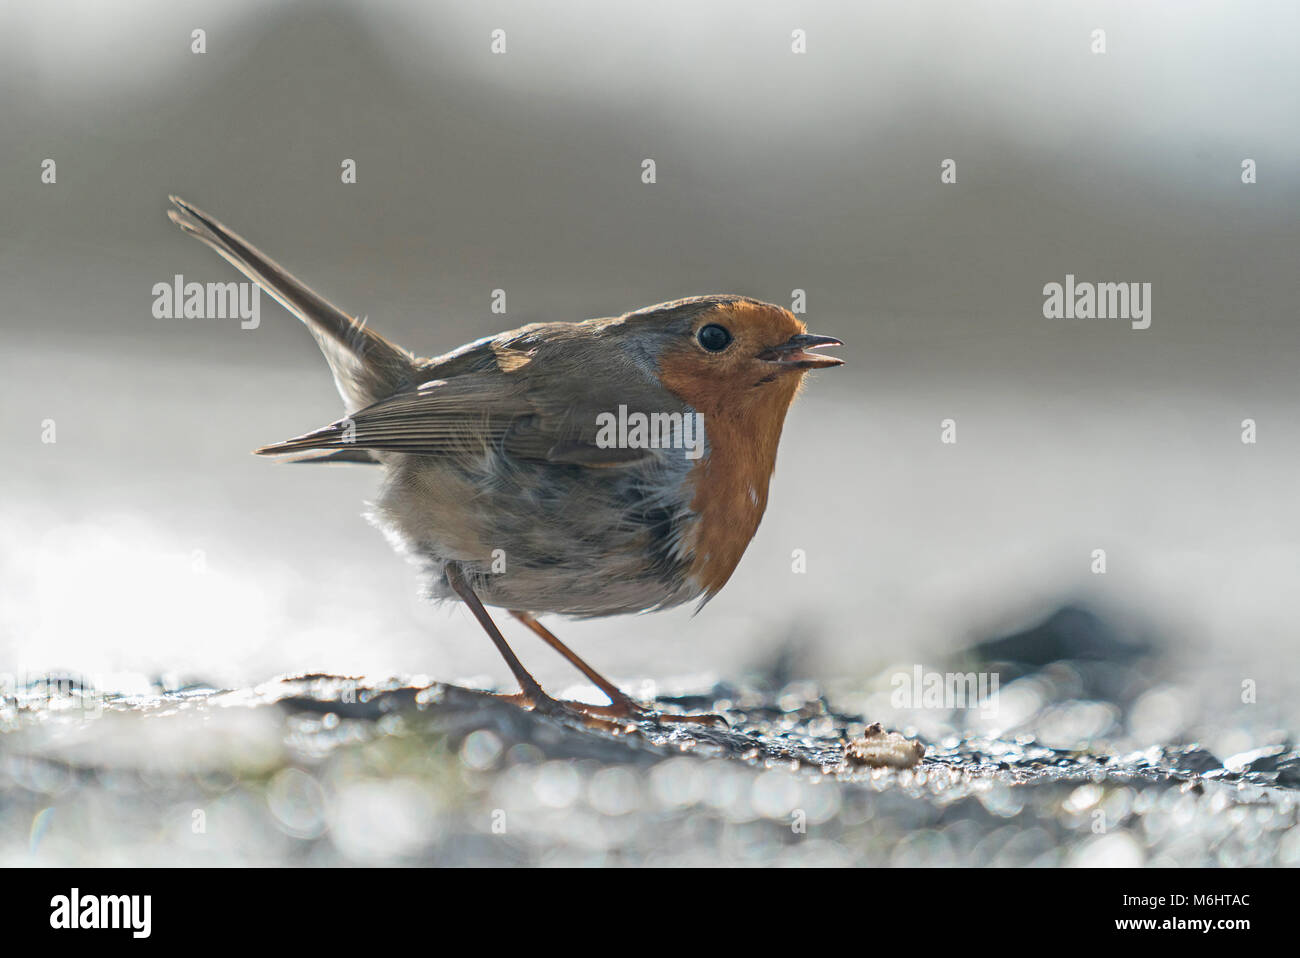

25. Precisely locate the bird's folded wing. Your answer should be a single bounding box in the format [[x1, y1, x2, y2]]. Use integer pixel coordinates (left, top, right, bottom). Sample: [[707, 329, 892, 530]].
[[255, 369, 655, 466]]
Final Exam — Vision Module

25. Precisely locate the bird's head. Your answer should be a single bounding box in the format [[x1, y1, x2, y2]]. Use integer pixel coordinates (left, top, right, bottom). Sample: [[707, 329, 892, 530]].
[[624, 295, 843, 428]]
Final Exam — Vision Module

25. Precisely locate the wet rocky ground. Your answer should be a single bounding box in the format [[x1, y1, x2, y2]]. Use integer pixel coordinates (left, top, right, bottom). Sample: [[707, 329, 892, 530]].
[[3, 607, 1298, 867]]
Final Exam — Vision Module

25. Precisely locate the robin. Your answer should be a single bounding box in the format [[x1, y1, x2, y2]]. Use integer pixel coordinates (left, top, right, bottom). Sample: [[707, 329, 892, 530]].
[[167, 197, 842, 728]]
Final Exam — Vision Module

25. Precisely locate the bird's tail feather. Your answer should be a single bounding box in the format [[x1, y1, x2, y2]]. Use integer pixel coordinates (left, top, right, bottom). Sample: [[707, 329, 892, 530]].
[[167, 195, 416, 412]]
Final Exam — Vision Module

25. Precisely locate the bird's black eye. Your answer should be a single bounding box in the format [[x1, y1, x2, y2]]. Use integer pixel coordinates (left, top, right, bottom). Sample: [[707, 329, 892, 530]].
[[697, 323, 732, 352]]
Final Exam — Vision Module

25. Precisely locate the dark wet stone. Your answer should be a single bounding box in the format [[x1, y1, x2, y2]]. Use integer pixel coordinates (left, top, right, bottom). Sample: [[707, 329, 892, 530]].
[[971, 605, 1152, 668], [1276, 764, 1300, 788], [1171, 747, 1223, 775], [1244, 749, 1289, 773]]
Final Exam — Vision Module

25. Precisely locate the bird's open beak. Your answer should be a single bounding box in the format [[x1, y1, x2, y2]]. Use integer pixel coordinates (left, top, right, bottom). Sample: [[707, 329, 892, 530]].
[[758, 333, 844, 369]]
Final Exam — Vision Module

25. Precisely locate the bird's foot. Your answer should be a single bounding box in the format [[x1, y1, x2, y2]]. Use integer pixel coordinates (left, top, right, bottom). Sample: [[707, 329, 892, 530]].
[[493, 689, 638, 734], [576, 696, 731, 730]]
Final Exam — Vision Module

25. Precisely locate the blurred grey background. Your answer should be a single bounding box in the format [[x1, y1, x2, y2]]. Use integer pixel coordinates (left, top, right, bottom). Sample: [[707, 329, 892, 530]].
[[3, 1, 1298, 735]]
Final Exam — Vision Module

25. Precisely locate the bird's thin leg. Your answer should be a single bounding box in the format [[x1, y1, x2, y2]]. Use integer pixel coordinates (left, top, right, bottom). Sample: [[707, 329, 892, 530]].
[[444, 566, 560, 715], [510, 610, 729, 729], [446, 568, 644, 732], [509, 610, 636, 709]]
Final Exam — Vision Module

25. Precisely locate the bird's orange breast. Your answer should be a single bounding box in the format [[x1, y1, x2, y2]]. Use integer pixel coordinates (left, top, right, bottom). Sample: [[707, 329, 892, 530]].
[[676, 412, 781, 597], [657, 303, 806, 597]]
